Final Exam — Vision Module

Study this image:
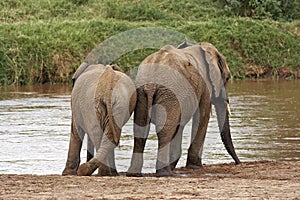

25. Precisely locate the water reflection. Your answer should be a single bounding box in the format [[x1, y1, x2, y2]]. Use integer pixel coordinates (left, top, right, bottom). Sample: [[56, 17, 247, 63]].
[[0, 80, 299, 175]]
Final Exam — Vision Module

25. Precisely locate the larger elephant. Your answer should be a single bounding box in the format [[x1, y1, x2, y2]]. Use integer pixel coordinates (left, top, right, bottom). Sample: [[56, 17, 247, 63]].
[[127, 42, 240, 177], [62, 63, 136, 176]]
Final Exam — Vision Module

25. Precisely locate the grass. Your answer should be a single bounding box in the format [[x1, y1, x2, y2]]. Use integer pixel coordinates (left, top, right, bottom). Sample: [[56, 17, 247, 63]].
[[0, 0, 299, 85]]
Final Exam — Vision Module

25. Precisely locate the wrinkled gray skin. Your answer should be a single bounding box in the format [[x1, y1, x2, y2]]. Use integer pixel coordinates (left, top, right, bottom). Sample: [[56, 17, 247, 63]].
[[62, 63, 137, 176], [127, 42, 240, 177]]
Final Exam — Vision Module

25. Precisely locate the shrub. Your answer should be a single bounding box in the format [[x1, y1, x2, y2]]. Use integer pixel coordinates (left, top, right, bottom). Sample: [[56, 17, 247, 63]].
[[221, 0, 300, 21]]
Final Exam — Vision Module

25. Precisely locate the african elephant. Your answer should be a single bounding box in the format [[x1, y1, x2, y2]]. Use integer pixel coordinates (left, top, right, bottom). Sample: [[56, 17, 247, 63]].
[[127, 42, 240, 177], [62, 63, 137, 176]]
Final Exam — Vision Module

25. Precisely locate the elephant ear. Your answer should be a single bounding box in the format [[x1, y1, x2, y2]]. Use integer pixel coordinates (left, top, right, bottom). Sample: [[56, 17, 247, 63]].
[[201, 42, 225, 99], [72, 62, 89, 87]]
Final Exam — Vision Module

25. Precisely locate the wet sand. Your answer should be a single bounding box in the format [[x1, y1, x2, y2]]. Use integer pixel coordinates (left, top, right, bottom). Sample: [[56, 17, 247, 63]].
[[1, 161, 299, 199]]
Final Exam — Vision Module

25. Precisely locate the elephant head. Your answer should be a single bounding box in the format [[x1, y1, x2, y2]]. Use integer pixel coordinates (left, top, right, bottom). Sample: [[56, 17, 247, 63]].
[[200, 42, 241, 164]]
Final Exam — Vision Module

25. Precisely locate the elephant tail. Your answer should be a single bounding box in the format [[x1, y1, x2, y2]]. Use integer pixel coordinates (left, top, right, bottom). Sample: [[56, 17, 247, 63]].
[[106, 99, 121, 146], [103, 68, 121, 146], [131, 85, 155, 150], [144, 84, 156, 124], [95, 67, 121, 146]]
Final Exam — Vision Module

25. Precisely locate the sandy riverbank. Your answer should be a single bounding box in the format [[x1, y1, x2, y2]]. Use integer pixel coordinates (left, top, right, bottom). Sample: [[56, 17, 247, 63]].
[[1, 160, 299, 199]]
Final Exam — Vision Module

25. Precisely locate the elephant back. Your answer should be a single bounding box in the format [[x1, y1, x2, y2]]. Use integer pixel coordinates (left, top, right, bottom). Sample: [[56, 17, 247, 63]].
[[136, 46, 206, 125], [137, 45, 204, 99]]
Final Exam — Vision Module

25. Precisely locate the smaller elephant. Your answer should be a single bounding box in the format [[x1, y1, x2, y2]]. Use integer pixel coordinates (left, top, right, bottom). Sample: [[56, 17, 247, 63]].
[[62, 62, 137, 176]]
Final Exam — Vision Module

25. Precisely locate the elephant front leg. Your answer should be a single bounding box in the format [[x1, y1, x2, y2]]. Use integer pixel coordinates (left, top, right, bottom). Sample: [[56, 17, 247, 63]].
[[62, 120, 83, 176]]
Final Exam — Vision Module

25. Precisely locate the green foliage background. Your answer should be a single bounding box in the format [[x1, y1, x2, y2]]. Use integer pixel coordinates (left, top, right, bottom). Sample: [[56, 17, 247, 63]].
[[0, 0, 299, 85]]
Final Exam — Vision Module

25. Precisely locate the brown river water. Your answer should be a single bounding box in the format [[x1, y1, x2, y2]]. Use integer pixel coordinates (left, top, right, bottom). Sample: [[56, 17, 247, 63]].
[[0, 80, 299, 175]]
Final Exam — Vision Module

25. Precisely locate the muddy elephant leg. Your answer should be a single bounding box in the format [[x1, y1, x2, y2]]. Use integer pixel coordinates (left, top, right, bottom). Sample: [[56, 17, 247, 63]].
[[77, 133, 117, 176], [62, 118, 84, 175], [169, 125, 184, 170], [186, 103, 211, 169], [127, 91, 151, 176]]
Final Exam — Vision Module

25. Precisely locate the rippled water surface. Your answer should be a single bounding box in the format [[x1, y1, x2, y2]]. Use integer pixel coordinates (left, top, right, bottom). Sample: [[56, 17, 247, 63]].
[[0, 80, 299, 174]]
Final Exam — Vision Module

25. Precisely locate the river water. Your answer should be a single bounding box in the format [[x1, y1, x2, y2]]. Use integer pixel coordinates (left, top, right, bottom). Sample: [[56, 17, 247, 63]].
[[0, 80, 299, 175]]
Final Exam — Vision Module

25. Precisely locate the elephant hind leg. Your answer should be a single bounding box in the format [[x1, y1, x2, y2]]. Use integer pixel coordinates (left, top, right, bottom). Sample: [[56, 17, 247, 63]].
[[62, 119, 84, 176], [77, 156, 118, 177], [169, 125, 184, 171], [78, 129, 118, 176], [155, 111, 181, 177], [186, 100, 211, 169], [156, 126, 179, 177], [97, 149, 118, 176], [127, 89, 152, 176]]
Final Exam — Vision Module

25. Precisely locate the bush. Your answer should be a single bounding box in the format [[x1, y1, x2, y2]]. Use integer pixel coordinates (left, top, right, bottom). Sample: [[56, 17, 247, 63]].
[[222, 0, 300, 21], [0, 0, 299, 85]]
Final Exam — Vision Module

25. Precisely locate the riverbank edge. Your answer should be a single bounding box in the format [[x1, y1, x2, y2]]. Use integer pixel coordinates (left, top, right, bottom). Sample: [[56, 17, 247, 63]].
[[1, 160, 299, 199]]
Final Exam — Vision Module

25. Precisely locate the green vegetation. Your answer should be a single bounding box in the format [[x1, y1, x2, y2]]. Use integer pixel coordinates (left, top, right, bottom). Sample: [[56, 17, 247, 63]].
[[0, 0, 299, 85], [222, 0, 300, 20]]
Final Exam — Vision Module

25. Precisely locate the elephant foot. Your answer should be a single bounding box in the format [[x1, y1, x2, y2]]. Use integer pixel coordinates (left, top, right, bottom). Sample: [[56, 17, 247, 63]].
[[126, 172, 143, 177], [77, 163, 93, 176], [127, 164, 143, 177], [62, 161, 79, 176], [97, 165, 119, 176], [109, 169, 119, 176], [108, 168, 119, 176], [235, 159, 241, 165], [186, 163, 204, 169], [62, 168, 77, 176], [77, 160, 98, 176], [186, 158, 204, 169], [156, 167, 174, 177]]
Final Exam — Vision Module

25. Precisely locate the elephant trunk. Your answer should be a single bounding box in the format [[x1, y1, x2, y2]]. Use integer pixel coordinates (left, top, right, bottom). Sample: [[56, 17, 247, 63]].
[[214, 100, 241, 164]]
